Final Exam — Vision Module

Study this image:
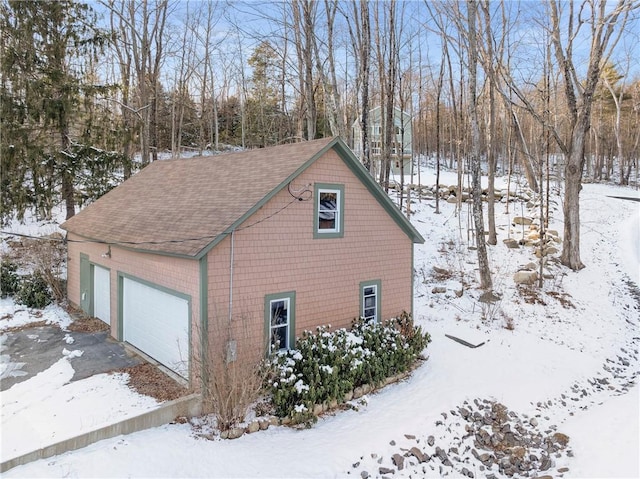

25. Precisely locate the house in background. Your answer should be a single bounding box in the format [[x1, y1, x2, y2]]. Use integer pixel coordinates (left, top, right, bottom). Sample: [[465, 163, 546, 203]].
[[61, 137, 424, 386], [352, 106, 413, 179]]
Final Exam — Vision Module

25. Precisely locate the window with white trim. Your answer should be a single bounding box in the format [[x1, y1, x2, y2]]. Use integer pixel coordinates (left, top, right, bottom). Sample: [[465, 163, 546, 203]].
[[318, 189, 339, 232], [265, 291, 296, 353], [314, 184, 344, 238], [360, 280, 381, 323]]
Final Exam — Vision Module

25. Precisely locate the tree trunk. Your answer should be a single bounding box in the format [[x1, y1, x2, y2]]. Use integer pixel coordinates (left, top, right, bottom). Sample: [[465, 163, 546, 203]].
[[467, 0, 492, 291]]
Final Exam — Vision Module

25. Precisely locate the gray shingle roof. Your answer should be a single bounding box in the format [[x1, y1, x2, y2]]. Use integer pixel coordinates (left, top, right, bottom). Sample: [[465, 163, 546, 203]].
[[61, 137, 424, 258]]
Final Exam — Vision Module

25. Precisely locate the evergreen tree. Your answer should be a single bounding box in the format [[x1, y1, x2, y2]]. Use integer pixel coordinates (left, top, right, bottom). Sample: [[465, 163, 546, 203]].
[[0, 0, 125, 224]]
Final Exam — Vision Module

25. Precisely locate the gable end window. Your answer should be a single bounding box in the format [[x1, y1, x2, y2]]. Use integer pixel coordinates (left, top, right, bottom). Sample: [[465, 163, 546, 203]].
[[264, 291, 296, 354], [314, 183, 344, 239], [360, 280, 381, 323]]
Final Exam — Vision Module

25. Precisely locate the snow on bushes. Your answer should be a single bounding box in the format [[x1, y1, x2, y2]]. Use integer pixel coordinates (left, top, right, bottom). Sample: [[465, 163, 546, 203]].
[[266, 312, 430, 425]]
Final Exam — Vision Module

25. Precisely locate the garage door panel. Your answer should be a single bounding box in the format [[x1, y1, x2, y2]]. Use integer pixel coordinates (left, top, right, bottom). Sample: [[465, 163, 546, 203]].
[[122, 278, 189, 378]]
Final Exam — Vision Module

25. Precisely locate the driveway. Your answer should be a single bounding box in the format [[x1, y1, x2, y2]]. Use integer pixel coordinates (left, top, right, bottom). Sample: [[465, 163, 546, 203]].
[[0, 325, 143, 391]]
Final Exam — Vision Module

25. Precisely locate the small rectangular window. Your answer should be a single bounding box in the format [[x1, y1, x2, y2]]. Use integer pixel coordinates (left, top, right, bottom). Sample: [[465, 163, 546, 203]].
[[318, 190, 339, 232], [314, 184, 344, 239], [360, 280, 381, 323], [265, 291, 296, 354], [269, 298, 290, 352]]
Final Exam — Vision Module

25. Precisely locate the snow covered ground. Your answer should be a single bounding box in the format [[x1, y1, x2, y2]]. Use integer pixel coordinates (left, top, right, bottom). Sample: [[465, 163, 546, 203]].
[[1, 168, 638, 478]]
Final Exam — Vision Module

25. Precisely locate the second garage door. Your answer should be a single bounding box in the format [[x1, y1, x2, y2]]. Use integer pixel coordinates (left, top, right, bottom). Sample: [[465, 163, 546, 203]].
[[122, 277, 189, 378]]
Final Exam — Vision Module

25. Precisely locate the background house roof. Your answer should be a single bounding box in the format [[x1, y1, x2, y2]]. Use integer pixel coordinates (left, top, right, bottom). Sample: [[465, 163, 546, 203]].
[[62, 137, 423, 258]]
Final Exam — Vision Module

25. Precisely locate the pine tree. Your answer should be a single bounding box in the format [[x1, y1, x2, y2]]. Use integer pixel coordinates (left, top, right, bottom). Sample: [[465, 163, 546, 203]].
[[0, 0, 124, 224]]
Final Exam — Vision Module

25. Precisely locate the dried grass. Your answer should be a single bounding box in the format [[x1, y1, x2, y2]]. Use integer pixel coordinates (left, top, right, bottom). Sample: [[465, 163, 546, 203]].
[[116, 363, 190, 402]]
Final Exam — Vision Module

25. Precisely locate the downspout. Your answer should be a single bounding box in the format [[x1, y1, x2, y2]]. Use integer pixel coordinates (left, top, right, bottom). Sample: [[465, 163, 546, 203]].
[[229, 229, 235, 324]]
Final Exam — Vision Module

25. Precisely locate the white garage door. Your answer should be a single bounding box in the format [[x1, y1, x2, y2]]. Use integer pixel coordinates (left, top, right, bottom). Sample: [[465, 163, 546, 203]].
[[122, 278, 189, 378], [93, 265, 111, 324]]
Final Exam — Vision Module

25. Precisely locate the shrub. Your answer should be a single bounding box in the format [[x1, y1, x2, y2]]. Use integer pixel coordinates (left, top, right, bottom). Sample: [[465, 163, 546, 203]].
[[15, 272, 52, 309], [266, 312, 430, 424], [1, 259, 20, 297]]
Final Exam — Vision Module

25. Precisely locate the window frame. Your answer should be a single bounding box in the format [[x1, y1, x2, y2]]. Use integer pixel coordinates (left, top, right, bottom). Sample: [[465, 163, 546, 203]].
[[313, 183, 345, 239], [360, 280, 381, 323], [264, 291, 296, 354]]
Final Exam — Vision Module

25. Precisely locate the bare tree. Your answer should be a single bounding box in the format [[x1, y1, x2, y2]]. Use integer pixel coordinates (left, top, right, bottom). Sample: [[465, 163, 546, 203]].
[[466, 0, 492, 290], [548, 0, 635, 269]]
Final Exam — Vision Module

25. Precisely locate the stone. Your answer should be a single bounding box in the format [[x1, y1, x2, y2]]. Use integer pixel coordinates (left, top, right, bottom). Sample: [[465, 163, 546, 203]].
[[513, 216, 533, 225], [227, 427, 245, 440], [246, 421, 260, 434], [558, 467, 569, 473], [360, 471, 369, 479], [404, 434, 416, 440], [427, 435, 435, 447], [540, 456, 553, 471], [392, 453, 405, 470], [514, 270, 538, 285], [459, 407, 471, 419], [503, 238, 520, 249], [529, 418, 538, 428], [433, 266, 450, 276], [461, 467, 474, 478], [432, 286, 447, 294], [408, 447, 429, 463], [313, 403, 324, 416], [259, 419, 270, 430], [378, 467, 395, 475]]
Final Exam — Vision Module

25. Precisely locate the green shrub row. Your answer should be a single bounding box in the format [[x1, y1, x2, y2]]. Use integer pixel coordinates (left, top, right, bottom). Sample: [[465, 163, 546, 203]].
[[1, 259, 52, 308], [265, 312, 430, 424]]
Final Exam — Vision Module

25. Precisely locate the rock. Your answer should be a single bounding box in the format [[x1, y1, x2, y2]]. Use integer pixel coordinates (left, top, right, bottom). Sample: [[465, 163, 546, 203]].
[[259, 419, 270, 430], [392, 454, 405, 470], [227, 427, 245, 440], [313, 403, 324, 416], [459, 407, 471, 419], [513, 216, 533, 225], [540, 456, 553, 471], [427, 435, 435, 447], [552, 432, 569, 447], [558, 467, 569, 473], [514, 270, 538, 285], [432, 286, 447, 294], [529, 418, 538, 428], [408, 447, 429, 463], [461, 467, 474, 478], [246, 421, 260, 434], [360, 471, 369, 479], [404, 434, 416, 440], [433, 266, 450, 276], [503, 238, 520, 249], [378, 467, 395, 475]]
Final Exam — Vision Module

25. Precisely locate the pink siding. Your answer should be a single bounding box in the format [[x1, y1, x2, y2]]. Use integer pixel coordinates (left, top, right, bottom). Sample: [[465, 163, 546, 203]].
[[206, 149, 413, 363], [67, 148, 415, 379], [66, 234, 201, 380]]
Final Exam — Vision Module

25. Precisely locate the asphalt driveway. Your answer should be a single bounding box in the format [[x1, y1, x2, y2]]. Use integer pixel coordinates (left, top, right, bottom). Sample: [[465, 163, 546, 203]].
[[0, 325, 143, 391]]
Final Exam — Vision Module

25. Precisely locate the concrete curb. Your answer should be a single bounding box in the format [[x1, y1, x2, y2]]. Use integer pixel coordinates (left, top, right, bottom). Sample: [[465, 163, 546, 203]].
[[1, 393, 202, 473]]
